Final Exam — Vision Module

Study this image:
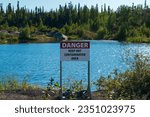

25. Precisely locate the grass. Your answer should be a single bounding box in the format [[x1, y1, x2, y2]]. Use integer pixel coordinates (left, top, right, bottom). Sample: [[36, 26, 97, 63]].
[[0, 78, 38, 92], [127, 37, 150, 43], [0, 32, 18, 43], [0, 77, 61, 100], [31, 34, 55, 43], [0, 78, 40, 96], [0, 77, 104, 100], [0, 33, 56, 44], [68, 35, 80, 40]]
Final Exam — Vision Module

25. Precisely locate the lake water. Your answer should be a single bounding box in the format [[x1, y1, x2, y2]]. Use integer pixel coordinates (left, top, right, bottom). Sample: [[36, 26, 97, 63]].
[[0, 40, 150, 90]]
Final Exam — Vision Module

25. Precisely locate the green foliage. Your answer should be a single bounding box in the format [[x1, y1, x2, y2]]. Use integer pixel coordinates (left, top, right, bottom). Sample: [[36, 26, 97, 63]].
[[0, 81, 3, 92], [127, 37, 150, 43], [116, 23, 128, 41], [0, 2, 150, 42], [94, 54, 150, 100], [97, 27, 107, 39], [42, 78, 60, 99], [0, 32, 18, 44], [70, 80, 84, 92], [107, 14, 116, 34], [0, 78, 19, 91], [140, 23, 150, 37], [81, 30, 97, 40], [21, 77, 29, 91], [63, 79, 88, 99], [6, 79, 19, 90], [47, 78, 59, 92], [0, 76, 41, 93], [64, 79, 84, 92], [19, 25, 31, 42], [90, 18, 100, 32], [1, 21, 9, 29]]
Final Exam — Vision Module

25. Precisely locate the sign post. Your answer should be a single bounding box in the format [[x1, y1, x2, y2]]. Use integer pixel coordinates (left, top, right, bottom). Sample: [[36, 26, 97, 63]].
[[87, 60, 91, 98], [60, 61, 62, 99], [60, 41, 91, 99]]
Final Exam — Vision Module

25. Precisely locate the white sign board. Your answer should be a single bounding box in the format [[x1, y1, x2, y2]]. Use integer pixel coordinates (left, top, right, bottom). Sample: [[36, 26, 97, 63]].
[[60, 41, 90, 61]]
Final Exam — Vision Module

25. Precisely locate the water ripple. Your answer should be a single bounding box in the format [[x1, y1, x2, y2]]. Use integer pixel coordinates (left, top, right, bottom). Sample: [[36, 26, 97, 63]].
[[0, 41, 150, 90]]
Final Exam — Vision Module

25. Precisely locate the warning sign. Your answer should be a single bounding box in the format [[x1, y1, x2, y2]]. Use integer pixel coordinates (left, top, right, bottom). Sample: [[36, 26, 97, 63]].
[[60, 41, 90, 61]]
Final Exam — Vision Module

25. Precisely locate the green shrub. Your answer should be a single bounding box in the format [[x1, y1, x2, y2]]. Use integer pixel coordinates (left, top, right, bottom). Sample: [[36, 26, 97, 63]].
[[127, 37, 150, 43], [0, 78, 19, 91], [19, 26, 31, 42], [94, 54, 150, 100], [81, 30, 97, 40], [63, 79, 87, 99], [21, 78, 29, 91], [0, 81, 3, 92], [97, 27, 107, 39]]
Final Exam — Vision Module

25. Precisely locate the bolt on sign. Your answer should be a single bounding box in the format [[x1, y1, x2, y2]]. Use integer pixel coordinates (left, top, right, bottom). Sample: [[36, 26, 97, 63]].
[[60, 41, 90, 61]]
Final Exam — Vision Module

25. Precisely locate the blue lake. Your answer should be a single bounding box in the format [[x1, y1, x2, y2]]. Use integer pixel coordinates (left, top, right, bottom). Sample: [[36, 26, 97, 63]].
[[0, 40, 150, 90]]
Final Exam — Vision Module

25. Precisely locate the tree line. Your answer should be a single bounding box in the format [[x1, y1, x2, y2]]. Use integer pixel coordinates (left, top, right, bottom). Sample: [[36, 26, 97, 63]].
[[0, 1, 150, 42]]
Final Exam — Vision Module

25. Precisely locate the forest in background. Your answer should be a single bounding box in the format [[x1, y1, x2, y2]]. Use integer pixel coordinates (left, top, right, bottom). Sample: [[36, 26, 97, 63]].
[[0, 1, 150, 43]]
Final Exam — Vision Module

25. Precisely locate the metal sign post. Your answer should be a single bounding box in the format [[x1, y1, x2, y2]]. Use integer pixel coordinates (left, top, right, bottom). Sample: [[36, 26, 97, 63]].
[[60, 61, 62, 99], [87, 60, 91, 99], [60, 41, 91, 99]]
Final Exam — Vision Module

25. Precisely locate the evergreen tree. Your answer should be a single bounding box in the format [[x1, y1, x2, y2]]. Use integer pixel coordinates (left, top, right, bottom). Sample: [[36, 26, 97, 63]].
[[19, 24, 31, 42], [0, 1, 149, 41], [117, 23, 128, 41]]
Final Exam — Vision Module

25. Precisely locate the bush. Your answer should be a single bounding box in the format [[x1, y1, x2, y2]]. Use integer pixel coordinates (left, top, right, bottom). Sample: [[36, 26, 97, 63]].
[[116, 23, 128, 41], [97, 27, 107, 39], [127, 37, 150, 43], [94, 54, 150, 100], [0, 81, 3, 92], [62, 79, 88, 99], [19, 26, 31, 42], [21, 78, 29, 91], [0, 78, 19, 91], [81, 30, 97, 40]]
